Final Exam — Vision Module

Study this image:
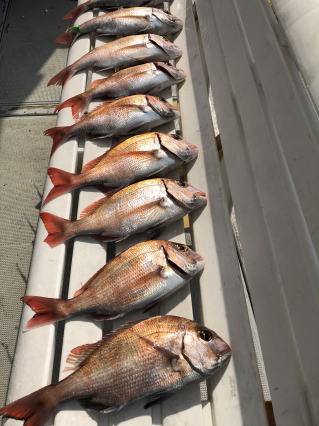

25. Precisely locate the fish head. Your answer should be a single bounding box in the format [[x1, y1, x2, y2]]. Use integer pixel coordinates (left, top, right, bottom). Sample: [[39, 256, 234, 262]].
[[147, 96, 180, 120], [162, 241, 204, 277], [155, 62, 186, 83], [158, 133, 198, 162], [148, 34, 182, 60], [163, 179, 207, 210], [183, 322, 232, 375], [153, 10, 184, 33]]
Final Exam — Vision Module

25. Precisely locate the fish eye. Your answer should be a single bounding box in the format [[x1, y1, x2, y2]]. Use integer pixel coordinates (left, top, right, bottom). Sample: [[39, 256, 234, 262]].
[[173, 133, 182, 140], [178, 180, 187, 187], [175, 243, 189, 252], [199, 329, 213, 342]]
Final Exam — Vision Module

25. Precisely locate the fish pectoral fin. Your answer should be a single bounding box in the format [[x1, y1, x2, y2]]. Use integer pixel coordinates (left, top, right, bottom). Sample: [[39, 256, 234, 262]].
[[80, 197, 107, 219], [171, 357, 187, 372], [143, 300, 160, 314], [159, 265, 170, 278], [93, 234, 120, 244], [139, 335, 179, 360], [144, 392, 175, 409], [90, 312, 119, 320], [79, 398, 114, 413]]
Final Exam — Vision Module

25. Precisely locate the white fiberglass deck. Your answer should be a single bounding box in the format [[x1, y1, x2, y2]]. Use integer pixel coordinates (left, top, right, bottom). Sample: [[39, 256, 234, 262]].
[[4, 0, 319, 425]]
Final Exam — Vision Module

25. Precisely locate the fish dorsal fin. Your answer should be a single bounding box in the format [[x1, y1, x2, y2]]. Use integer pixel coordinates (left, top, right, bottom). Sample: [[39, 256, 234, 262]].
[[65, 340, 104, 372], [73, 264, 106, 297], [81, 153, 106, 173], [80, 197, 107, 219], [90, 77, 106, 89]]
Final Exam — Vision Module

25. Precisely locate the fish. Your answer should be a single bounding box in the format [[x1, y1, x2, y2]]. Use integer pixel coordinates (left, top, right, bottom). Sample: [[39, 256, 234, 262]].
[[43, 132, 197, 205], [0, 315, 231, 425], [44, 95, 180, 155], [55, 62, 185, 119], [40, 178, 207, 247], [22, 240, 204, 328], [55, 8, 183, 46], [48, 34, 182, 87], [64, 0, 170, 23]]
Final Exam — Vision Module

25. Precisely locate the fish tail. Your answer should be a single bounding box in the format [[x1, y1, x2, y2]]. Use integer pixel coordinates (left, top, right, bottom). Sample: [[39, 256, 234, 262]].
[[48, 65, 74, 87], [54, 26, 80, 46], [22, 296, 70, 329], [55, 92, 90, 120], [0, 385, 57, 426], [63, 2, 88, 22], [43, 168, 80, 205], [40, 212, 72, 248], [44, 125, 72, 155]]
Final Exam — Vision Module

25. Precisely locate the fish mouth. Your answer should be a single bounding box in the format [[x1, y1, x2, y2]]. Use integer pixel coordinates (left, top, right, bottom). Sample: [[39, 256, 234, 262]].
[[166, 257, 190, 278], [216, 350, 232, 367]]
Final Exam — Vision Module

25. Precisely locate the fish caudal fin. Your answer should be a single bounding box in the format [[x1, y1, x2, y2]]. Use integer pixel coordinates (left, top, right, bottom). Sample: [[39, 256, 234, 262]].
[[48, 65, 74, 87], [22, 296, 69, 329], [44, 126, 72, 155], [54, 26, 79, 46], [55, 93, 90, 120], [0, 385, 56, 426], [44, 167, 79, 205], [40, 212, 72, 248], [63, 2, 88, 22]]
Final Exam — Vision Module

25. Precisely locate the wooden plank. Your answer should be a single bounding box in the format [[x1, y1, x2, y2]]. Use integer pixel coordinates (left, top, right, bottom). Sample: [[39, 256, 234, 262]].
[[4, 3, 90, 425], [174, 2, 269, 426], [196, 0, 319, 424]]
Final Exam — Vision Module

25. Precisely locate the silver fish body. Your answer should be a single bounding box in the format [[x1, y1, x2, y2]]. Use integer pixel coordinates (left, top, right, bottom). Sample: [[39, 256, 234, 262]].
[[45, 95, 180, 154], [73, 95, 179, 138], [23, 240, 204, 327], [40, 178, 207, 247], [0, 316, 231, 425], [82, 132, 198, 187], [56, 8, 183, 45], [71, 178, 206, 241], [48, 34, 182, 87]]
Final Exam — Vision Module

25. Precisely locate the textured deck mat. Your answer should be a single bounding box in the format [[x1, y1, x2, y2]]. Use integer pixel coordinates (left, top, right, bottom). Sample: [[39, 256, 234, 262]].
[[0, 0, 69, 106], [0, 115, 53, 406]]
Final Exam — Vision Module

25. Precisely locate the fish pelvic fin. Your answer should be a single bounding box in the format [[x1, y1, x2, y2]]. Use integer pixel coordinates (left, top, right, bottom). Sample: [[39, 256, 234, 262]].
[[0, 385, 57, 426], [22, 296, 70, 329], [54, 26, 80, 46], [40, 212, 72, 248], [44, 125, 73, 155], [48, 65, 74, 87], [43, 167, 80, 205], [63, 2, 88, 22], [55, 92, 90, 120]]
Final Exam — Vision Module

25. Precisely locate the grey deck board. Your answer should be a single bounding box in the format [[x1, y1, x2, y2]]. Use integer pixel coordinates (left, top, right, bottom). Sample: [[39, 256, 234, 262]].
[[196, 0, 319, 424], [0, 115, 52, 406], [0, 0, 69, 108]]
